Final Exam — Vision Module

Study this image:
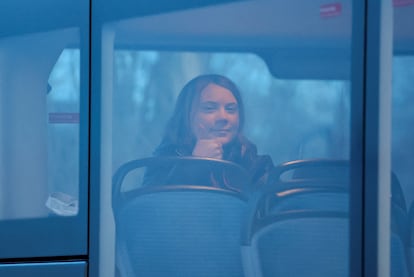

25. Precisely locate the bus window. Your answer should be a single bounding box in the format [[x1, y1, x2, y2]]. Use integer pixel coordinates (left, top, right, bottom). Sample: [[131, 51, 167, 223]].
[[0, 0, 88, 259], [47, 48, 81, 216], [93, 0, 352, 276], [111, 51, 350, 189], [0, 29, 81, 219], [391, 4, 414, 277]]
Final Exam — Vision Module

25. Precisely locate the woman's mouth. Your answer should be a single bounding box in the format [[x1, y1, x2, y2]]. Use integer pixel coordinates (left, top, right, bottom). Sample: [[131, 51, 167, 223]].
[[212, 129, 230, 137]]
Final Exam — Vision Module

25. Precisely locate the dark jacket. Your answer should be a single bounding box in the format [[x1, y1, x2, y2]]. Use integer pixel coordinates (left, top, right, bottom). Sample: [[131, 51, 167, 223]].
[[142, 136, 274, 193]]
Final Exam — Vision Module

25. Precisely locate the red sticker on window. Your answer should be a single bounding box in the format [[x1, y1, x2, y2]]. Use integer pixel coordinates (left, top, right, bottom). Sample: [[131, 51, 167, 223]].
[[320, 3, 342, 18], [393, 0, 414, 6], [49, 112, 79, 124]]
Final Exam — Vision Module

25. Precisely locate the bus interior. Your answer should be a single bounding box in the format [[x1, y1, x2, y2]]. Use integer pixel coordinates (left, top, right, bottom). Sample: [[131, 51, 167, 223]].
[[0, 0, 413, 276]]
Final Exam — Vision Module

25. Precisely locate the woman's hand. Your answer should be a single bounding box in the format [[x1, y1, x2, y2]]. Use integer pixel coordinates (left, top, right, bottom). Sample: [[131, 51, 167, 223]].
[[192, 139, 223, 159]]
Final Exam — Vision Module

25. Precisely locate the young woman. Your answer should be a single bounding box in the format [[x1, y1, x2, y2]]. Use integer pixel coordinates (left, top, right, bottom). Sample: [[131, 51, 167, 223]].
[[143, 74, 274, 192]]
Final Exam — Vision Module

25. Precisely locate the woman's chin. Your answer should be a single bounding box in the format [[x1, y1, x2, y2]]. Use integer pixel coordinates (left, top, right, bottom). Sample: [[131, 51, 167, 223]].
[[215, 135, 235, 145]]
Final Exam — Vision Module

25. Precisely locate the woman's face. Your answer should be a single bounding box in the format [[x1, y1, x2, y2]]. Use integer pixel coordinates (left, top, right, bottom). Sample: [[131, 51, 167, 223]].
[[191, 83, 240, 145]]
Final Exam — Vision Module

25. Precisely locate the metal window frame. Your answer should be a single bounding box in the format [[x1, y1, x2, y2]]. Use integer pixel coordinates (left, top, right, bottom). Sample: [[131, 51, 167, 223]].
[[350, 0, 393, 276]]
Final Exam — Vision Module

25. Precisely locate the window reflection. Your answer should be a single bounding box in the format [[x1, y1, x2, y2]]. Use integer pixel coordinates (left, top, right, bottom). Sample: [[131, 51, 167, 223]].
[[46, 49, 80, 216], [392, 56, 414, 206], [112, 51, 350, 174], [101, 1, 353, 276], [391, 55, 414, 277], [106, 49, 352, 276], [0, 31, 80, 219]]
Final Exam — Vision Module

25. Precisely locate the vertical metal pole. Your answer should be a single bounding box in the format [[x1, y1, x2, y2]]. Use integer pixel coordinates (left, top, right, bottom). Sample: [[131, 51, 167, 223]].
[[364, 0, 393, 276], [349, 0, 366, 275]]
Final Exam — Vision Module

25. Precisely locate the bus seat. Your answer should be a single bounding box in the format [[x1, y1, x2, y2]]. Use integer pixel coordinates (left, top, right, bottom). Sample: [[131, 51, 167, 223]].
[[113, 185, 247, 277], [270, 159, 407, 214], [242, 208, 349, 277], [242, 159, 410, 277], [269, 187, 348, 214], [242, 196, 409, 277], [241, 178, 349, 277], [271, 159, 349, 188], [112, 157, 249, 277], [112, 156, 250, 204]]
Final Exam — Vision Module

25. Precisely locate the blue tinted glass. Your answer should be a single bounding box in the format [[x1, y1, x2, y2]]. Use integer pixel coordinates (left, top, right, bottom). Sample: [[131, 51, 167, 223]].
[[97, 1, 352, 276], [390, 4, 414, 277], [0, 0, 88, 258], [0, 31, 81, 219]]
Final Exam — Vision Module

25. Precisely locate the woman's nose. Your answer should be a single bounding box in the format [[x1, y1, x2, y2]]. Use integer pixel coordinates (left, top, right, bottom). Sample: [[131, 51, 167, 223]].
[[217, 107, 228, 118], [215, 107, 229, 123]]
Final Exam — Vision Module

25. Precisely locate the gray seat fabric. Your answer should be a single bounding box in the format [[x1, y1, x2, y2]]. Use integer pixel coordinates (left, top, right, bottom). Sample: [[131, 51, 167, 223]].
[[250, 211, 349, 277], [112, 157, 250, 277], [242, 159, 409, 277], [115, 187, 247, 277]]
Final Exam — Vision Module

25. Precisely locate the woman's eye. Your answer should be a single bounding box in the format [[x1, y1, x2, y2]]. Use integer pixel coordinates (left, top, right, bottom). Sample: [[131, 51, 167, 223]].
[[226, 105, 238, 113], [201, 105, 217, 113]]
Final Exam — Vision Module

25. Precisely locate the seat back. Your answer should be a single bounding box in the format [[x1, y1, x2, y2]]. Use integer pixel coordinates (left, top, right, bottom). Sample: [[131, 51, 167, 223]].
[[112, 156, 250, 208], [269, 187, 349, 213], [114, 186, 247, 277], [271, 159, 349, 188], [112, 157, 250, 277], [243, 159, 409, 277], [272, 159, 407, 211], [242, 177, 349, 277], [242, 209, 349, 277]]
